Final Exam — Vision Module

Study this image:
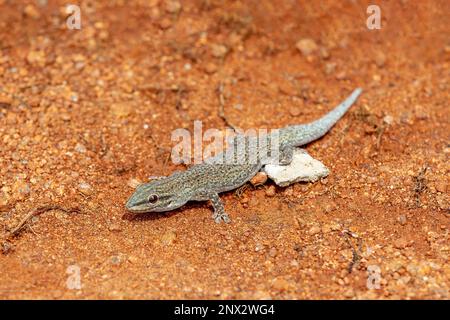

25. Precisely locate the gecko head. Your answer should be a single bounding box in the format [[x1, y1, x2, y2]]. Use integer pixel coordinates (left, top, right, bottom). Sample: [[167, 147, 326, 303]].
[[125, 178, 190, 213]]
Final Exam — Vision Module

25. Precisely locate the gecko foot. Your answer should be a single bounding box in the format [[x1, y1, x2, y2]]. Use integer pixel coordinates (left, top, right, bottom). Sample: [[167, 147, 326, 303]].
[[213, 211, 231, 224], [209, 192, 231, 223]]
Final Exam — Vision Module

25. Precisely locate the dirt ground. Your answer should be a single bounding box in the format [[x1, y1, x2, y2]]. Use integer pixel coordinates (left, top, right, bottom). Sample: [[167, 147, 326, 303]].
[[0, 0, 449, 299]]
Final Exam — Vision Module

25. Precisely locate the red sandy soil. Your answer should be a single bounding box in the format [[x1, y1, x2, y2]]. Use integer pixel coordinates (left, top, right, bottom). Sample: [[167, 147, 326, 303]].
[[0, 0, 449, 299]]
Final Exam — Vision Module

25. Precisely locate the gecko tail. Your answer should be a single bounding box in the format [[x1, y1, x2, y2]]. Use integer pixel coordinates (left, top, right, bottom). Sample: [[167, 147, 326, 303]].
[[314, 87, 363, 132], [282, 88, 363, 146]]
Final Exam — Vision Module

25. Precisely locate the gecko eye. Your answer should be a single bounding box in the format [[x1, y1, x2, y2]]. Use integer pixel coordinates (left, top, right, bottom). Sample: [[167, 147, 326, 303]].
[[148, 194, 158, 204]]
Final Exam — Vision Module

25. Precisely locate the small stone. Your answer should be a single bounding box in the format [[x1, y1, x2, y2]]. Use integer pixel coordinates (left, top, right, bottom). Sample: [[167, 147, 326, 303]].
[[74, 143, 87, 153], [336, 71, 347, 80], [0, 193, 10, 211], [343, 289, 355, 298], [78, 182, 93, 195], [110, 255, 121, 265], [324, 62, 336, 75], [374, 51, 386, 67], [383, 115, 394, 125], [250, 172, 268, 186], [127, 178, 142, 189], [161, 231, 177, 245], [269, 247, 277, 257], [396, 214, 407, 226], [108, 223, 122, 232], [2, 241, 12, 254], [204, 62, 217, 74], [434, 181, 447, 193], [252, 290, 271, 299], [329, 221, 341, 231], [265, 185, 276, 197], [159, 18, 172, 30], [13, 181, 30, 197], [278, 81, 297, 96], [319, 47, 330, 59], [110, 102, 132, 118], [290, 259, 299, 267], [128, 255, 139, 264], [165, 0, 182, 14], [322, 203, 336, 214], [211, 44, 228, 58], [296, 38, 318, 56], [24, 4, 41, 19], [264, 149, 329, 187], [289, 106, 302, 117], [394, 238, 408, 249], [308, 225, 321, 235], [26, 50, 46, 67], [70, 92, 79, 102], [272, 278, 291, 291], [321, 224, 332, 234], [255, 243, 264, 252]]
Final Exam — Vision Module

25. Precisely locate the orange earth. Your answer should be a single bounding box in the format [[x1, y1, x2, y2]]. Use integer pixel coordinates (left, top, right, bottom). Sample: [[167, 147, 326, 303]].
[[0, 0, 449, 299]]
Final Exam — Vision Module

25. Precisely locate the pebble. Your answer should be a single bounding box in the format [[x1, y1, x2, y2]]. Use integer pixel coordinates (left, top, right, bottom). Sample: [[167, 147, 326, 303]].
[[394, 238, 408, 249], [78, 182, 93, 195], [319, 47, 330, 59], [211, 44, 228, 58], [335, 71, 347, 80], [308, 225, 321, 235], [110, 102, 132, 118], [127, 178, 142, 189], [271, 278, 291, 291], [110, 255, 121, 265], [204, 62, 218, 74], [0, 192, 10, 210], [165, 0, 182, 14], [374, 51, 386, 67], [26, 50, 46, 67], [296, 38, 318, 56], [108, 223, 122, 232], [288, 105, 302, 117], [434, 181, 447, 193], [250, 172, 268, 186], [264, 149, 329, 187], [397, 214, 407, 226], [13, 180, 31, 197], [161, 231, 177, 245], [159, 18, 172, 30], [24, 4, 41, 19], [127, 255, 139, 264], [251, 290, 271, 299], [322, 202, 336, 214], [265, 185, 276, 197], [324, 62, 336, 75], [74, 143, 87, 153], [383, 115, 394, 125], [2, 241, 12, 254], [269, 247, 277, 257], [321, 224, 332, 234]]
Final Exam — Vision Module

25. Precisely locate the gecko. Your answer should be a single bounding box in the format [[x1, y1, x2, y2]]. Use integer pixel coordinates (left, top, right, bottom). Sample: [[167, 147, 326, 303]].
[[126, 88, 362, 223]]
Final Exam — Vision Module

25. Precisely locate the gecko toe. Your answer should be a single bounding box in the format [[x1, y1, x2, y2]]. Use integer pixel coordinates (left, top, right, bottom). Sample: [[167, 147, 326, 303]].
[[213, 212, 231, 224]]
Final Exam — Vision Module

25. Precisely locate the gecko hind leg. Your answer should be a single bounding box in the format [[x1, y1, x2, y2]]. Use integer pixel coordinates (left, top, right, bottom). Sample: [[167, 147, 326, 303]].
[[209, 192, 231, 224]]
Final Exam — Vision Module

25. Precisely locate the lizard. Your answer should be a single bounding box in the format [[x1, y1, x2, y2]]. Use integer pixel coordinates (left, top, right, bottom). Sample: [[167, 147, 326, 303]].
[[125, 88, 362, 223]]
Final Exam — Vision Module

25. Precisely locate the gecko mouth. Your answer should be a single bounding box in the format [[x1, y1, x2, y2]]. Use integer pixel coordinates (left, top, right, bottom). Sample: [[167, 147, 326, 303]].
[[125, 199, 175, 213]]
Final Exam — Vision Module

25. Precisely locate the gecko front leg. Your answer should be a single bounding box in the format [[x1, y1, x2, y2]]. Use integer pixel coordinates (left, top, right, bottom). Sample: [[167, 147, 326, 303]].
[[208, 192, 231, 224]]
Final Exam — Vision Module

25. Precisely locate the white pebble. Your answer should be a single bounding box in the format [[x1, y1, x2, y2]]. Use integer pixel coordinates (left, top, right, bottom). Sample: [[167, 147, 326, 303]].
[[264, 148, 329, 187]]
